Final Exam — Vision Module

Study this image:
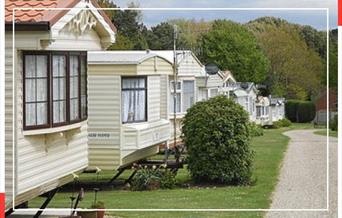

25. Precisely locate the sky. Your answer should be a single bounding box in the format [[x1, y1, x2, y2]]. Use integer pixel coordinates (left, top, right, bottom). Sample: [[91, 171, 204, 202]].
[[111, 0, 337, 30]]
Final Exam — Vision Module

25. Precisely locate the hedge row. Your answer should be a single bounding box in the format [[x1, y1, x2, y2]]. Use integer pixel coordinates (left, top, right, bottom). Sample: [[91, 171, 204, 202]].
[[285, 100, 316, 123]]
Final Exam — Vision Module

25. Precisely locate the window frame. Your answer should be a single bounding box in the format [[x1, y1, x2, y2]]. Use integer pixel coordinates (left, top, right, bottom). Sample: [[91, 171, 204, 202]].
[[23, 51, 88, 131], [23, 52, 50, 130], [208, 87, 219, 98], [121, 76, 148, 124], [170, 79, 196, 114], [182, 80, 195, 112], [170, 80, 182, 114]]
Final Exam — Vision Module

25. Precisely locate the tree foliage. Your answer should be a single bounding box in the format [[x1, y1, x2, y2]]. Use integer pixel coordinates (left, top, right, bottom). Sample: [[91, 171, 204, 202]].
[[200, 20, 270, 83], [168, 19, 212, 55], [97, 1, 148, 50], [182, 96, 254, 185], [145, 22, 187, 50], [94, 4, 331, 98], [247, 17, 324, 100], [327, 30, 338, 88]]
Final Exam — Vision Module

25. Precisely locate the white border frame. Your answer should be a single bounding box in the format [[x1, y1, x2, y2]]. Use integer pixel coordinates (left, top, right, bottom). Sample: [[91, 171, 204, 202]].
[[10, 7, 330, 213], [0, 0, 5, 198]]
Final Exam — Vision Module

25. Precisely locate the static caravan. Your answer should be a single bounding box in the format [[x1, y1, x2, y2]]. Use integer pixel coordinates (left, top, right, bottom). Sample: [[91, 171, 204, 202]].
[[196, 69, 225, 101], [229, 82, 258, 122], [87, 51, 173, 170], [219, 70, 237, 97], [149, 50, 203, 145], [255, 96, 271, 125], [4, 0, 116, 210], [269, 97, 285, 122]]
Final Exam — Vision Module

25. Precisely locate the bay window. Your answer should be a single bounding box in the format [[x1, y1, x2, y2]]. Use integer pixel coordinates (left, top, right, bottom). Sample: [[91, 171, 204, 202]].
[[69, 55, 80, 122], [23, 51, 87, 130], [24, 55, 49, 128], [52, 55, 67, 125], [122, 77, 147, 123]]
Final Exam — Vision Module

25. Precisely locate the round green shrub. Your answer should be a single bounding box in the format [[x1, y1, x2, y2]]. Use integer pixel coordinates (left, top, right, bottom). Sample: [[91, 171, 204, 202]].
[[182, 96, 254, 185], [280, 118, 292, 127], [272, 118, 292, 129], [272, 121, 281, 129], [285, 100, 316, 123], [249, 122, 264, 136]]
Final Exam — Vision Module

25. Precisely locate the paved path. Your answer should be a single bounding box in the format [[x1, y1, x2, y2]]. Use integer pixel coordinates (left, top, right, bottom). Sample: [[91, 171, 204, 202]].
[[266, 129, 337, 218]]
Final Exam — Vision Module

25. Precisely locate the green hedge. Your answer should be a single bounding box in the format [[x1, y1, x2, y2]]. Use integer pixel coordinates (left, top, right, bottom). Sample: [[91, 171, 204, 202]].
[[182, 96, 254, 185], [285, 100, 316, 123], [331, 114, 338, 131]]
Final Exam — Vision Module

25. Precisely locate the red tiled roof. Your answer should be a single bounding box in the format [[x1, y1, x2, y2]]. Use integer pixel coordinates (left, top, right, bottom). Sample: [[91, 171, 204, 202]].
[[5, 0, 116, 32]]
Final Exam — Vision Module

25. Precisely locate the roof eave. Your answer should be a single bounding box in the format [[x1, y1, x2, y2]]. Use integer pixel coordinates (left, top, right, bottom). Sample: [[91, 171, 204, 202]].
[[5, 21, 50, 31]]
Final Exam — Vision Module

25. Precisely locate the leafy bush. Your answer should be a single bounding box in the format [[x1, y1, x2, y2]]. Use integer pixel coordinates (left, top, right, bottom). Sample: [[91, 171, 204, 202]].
[[280, 118, 292, 127], [285, 100, 316, 123], [330, 114, 338, 131], [159, 169, 177, 189], [182, 96, 254, 185], [130, 165, 176, 191], [249, 122, 264, 136], [272, 118, 292, 129]]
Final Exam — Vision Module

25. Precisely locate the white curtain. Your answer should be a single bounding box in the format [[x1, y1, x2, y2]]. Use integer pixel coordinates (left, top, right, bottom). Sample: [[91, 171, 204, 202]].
[[182, 81, 194, 112], [170, 93, 181, 113], [122, 78, 146, 123], [52, 55, 66, 124], [80, 56, 87, 118], [25, 55, 48, 126], [69, 56, 79, 121]]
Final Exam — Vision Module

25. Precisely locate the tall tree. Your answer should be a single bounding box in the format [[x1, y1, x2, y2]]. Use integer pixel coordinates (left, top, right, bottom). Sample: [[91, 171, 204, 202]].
[[299, 25, 326, 59], [247, 17, 324, 100], [97, 1, 148, 50], [145, 22, 187, 50], [96, 0, 117, 19], [200, 20, 270, 84], [168, 18, 212, 55], [326, 30, 338, 88]]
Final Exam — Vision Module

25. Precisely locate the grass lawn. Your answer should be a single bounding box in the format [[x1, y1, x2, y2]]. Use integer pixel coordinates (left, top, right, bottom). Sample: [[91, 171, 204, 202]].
[[314, 129, 337, 137], [29, 123, 311, 218]]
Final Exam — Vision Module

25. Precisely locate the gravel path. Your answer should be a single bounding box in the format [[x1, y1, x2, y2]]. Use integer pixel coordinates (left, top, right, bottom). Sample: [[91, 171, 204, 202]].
[[266, 129, 337, 218]]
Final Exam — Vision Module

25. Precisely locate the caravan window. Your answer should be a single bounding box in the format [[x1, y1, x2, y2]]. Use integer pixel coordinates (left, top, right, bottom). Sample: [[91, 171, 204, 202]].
[[208, 88, 218, 98], [182, 80, 195, 112], [256, 107, 261, 117], [170, 81, 182, 113], [23, 51, 87, 130], [24, 55, 49, 128], [122, 77, 147, 123], [170, 80, 196, 113]]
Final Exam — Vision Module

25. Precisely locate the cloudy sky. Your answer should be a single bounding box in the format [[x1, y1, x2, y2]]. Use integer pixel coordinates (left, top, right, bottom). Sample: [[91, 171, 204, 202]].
[[111, 0, 337, 30]]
